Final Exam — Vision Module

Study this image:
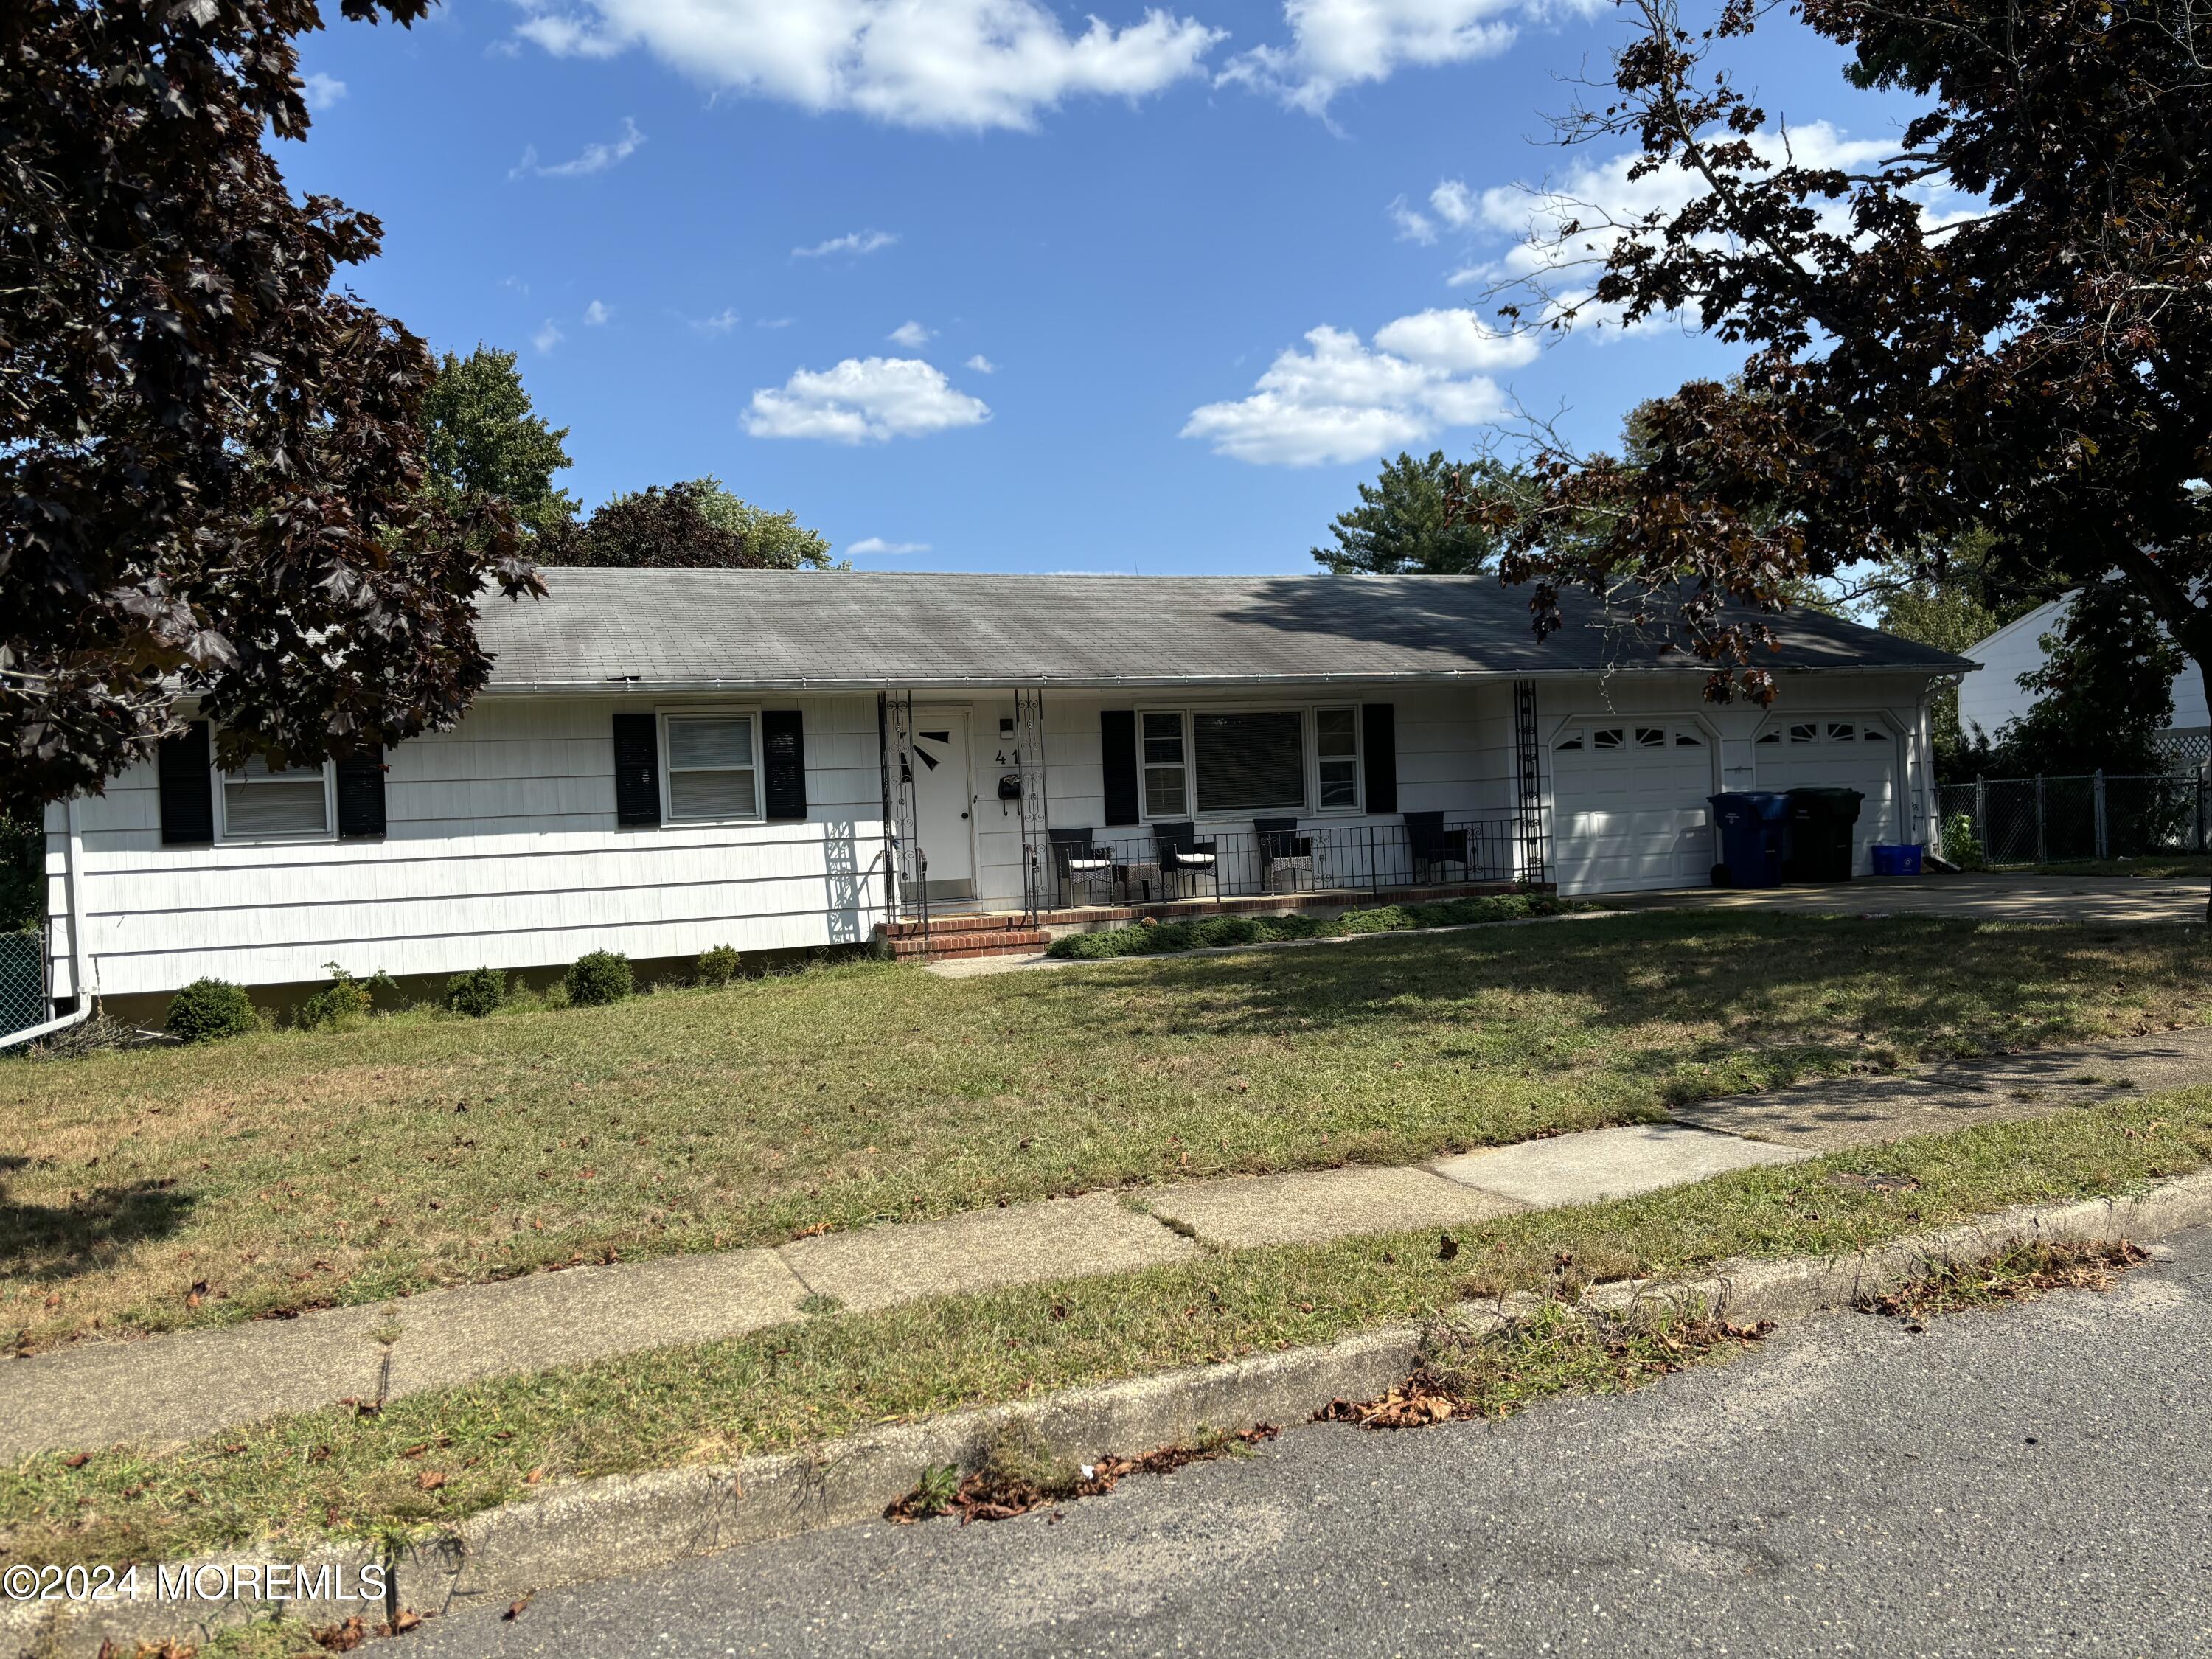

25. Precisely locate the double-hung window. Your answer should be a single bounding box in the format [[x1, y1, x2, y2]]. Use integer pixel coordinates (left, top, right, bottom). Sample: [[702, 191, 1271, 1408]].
[[1315, 708, 1360, 809], [1141, 712, 1188, 817], [662, 712, 759, 822], [220, 754, 333, 841]]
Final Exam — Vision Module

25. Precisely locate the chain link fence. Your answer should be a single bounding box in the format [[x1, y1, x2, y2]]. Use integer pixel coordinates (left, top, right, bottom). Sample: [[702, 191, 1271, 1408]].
[[1935, 771, 2211, 868], [0, 927, 51, 1041]]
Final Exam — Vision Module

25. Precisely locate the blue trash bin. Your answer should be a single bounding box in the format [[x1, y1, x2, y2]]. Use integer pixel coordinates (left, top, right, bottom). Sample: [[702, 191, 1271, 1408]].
[[1708, 792, 1792, 888]]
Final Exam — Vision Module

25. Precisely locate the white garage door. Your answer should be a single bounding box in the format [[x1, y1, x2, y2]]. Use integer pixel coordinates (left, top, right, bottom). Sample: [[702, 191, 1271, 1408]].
[[1551, 721, 1717, 894], [1753, 717, 1902, 874]]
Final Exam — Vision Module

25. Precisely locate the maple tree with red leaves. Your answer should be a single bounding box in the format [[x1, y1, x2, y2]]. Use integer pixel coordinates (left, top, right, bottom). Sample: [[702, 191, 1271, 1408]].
[[1, 0, 543, 815], [1469, 0, 2212, 908]]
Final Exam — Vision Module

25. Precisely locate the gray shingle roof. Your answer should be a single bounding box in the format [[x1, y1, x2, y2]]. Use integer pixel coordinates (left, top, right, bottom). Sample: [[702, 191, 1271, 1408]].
[[476, 568, 1974, 692]]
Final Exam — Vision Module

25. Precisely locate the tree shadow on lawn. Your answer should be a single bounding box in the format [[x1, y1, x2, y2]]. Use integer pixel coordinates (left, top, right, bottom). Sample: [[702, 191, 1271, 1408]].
[[0, 1155, 197, 1287], [1004, 911, 2208, 1097]]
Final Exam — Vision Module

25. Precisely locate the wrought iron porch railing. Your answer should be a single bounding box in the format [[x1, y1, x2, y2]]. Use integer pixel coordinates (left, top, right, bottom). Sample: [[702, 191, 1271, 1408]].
[[1043, 814, 1537, 911]]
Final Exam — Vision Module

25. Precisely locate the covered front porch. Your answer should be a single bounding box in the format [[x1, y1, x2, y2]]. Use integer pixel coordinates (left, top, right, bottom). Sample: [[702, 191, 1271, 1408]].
[[873, 681, 1551, 958]]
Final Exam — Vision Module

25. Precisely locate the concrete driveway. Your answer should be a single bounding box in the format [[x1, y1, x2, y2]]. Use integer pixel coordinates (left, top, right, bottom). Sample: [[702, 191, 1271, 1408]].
[[1624, 870, 2206, 925]]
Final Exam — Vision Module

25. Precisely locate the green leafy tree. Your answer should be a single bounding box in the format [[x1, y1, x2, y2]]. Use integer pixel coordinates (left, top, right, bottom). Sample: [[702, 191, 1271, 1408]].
[[1991, 584, 2183, 778], [1869, 531, 2040, 779], [1313, 453, 1516, 575], [540, 478, 835, 570], [422, 347, 578, 537]]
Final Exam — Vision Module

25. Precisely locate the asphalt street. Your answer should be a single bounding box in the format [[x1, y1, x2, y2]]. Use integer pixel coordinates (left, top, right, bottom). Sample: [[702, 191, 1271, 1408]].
[[407, 1227, 2212, 1658]]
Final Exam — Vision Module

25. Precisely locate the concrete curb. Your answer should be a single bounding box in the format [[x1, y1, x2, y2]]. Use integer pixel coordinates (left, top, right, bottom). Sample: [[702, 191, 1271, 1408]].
[[17, 1169, 2212, 1657]]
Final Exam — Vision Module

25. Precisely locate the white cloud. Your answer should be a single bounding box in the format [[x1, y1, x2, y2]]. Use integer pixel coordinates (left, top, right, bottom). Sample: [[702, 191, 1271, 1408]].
[[1387, 195, 1434, 244], [583, 299, 613, 325], [508, 0, 1222, 131], [1370, 307, 1535, 371], [510, 116, 645, 180], [756, 316, 796, 328], [745, 356, 991, 443], [1181, 317, 1523, 466], [1220, 0, 1534, 116], [691, 307, 742, 333], [888, 320, 933, 347], [964, 354, 996, 374], [1428, 178, 1476, 228], [532, 319, 565, 354], [793, 229, 897, 260], [302, 72, 348, 111], [848, 536, 933, 554]]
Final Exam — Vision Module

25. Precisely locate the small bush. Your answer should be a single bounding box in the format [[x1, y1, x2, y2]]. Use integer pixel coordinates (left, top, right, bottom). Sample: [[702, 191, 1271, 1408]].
[[1941, 811, 1986, 870], [566, 950, 633, 1007], [444, 967, 507, 1018], [165, 978, 255, 1044], [296, 962, 395, 1032], [695, 945, 742, 987]]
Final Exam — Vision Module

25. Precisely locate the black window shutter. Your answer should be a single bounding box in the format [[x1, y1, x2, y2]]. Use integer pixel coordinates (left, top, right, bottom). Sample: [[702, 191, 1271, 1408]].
[[1100, 709, 1139, 827], [762, 710, 807, 821], [612, 712, 661, 827], [159, 721, 215, 846], [335, 743, 387, 839], [1362, 703, 1398, 815]]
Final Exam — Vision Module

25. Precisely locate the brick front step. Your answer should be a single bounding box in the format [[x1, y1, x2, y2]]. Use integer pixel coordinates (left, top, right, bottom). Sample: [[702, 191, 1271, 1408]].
[[883, 924, 1051, 961]]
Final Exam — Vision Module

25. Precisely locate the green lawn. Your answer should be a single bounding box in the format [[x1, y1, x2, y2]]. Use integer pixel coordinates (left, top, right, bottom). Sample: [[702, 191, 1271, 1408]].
[[4, 910, 2208, 1352], [8, 1085, 2210, 1575]]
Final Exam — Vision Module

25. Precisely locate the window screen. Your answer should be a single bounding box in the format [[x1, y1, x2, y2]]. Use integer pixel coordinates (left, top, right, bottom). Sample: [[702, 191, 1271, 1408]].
[[1193, 711, 1306, 813], [222, 754, 329, 838], [665, 714, 758, 821]]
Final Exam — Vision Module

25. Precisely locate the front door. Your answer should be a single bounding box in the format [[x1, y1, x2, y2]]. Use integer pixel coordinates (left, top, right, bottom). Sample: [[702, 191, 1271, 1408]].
[[910, 711, 975, 900]]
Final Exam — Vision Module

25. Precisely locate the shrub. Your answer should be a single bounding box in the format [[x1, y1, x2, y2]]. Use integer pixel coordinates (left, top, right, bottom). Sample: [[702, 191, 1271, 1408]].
[[165, 978, 255, 1043], [566, 950, 633, 1007], [296, 962, 394, 1032], [1941, 812, 1986, 870], [444, 967, 507, 1018], [1045, 891, 1590, 960], [695, 945, 742, 987]]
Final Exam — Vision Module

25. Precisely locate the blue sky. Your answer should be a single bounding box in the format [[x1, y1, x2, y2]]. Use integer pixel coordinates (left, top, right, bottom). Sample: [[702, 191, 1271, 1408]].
[[288, 0, 1893, 573]]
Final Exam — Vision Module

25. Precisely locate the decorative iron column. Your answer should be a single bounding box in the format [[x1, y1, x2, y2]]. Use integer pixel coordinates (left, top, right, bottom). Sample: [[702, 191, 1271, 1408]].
[[1013, 687, 1050, 925], [881, 690, 928, 948], [1514, 680, 1550, 885]]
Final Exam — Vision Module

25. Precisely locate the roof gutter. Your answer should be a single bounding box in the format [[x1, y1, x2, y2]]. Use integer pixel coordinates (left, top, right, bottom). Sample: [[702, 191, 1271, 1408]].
[[478, 661, 1976, 697], [2, 799, 94, 1051]]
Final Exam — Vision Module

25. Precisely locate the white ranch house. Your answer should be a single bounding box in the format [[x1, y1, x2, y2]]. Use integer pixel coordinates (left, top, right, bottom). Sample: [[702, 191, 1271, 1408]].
[[38, 570, 1969, 1014]]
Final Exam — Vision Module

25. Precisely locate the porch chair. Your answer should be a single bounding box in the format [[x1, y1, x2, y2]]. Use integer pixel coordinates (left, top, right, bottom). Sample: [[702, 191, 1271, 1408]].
[[1253, 816, 1315, 894], [1048, 827, 1118, 908], [1152, 821, 1220, 900], [1404, 810, 1472, 886]]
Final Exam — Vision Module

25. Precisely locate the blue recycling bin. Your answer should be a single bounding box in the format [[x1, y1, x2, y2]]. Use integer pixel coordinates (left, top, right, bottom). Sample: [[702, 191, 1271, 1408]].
[[1708, 792, 1792, 888]]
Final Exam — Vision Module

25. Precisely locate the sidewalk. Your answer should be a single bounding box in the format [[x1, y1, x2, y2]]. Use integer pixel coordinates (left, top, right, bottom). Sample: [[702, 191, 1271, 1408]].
[[6, 1026, 2206, 1462]]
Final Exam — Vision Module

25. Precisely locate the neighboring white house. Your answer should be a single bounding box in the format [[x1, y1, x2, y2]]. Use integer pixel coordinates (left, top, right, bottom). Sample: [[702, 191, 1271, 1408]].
[[1958, 595, 2211, 753], [38, 570, 1969, 1018]]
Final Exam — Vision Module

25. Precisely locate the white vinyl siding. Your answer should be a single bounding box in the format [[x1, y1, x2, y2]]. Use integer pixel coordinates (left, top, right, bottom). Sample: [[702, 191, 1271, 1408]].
[[47, 694, 888, 998]]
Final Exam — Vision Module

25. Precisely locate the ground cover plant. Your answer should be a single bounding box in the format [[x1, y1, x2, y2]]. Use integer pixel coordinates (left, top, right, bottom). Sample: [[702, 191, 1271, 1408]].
[[1046, 891, 1587, 958], [4, 1085, 2207, 1573], [2, 911, 2206, 1352]]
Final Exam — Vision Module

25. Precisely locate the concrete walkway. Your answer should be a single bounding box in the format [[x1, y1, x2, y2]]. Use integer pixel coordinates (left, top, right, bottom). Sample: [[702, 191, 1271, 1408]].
[[5, 1027, 2205, 1462], [1621, 870, 2206, 927]]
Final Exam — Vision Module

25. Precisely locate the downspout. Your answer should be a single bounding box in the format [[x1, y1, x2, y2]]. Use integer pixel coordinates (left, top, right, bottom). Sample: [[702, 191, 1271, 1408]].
[[4, 799, 94, 1048]]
